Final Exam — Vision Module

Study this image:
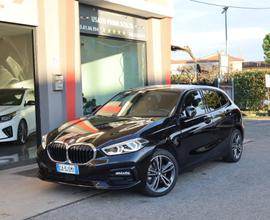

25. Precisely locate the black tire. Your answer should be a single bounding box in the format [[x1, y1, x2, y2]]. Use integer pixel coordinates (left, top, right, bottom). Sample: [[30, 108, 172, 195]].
[[17, 120, 28, 145], [140, 149, 178, 197], [223, 129, 243, 162]]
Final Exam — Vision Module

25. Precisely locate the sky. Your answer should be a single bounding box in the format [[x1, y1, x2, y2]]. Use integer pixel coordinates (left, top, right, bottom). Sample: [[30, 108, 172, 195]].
[[171, 0, 270, 61]]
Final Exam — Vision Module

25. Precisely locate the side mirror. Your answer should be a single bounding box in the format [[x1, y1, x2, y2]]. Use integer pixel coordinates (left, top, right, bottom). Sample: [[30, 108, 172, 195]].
[[25, 100, 35, 106], [185, 106, 196, 118]]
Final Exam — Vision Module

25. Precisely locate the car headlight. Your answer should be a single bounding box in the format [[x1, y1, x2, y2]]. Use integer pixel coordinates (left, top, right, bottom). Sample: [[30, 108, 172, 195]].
[[0, 111, 16, 122], [102, 138, 149, 156], [41, 134, 48, 149]]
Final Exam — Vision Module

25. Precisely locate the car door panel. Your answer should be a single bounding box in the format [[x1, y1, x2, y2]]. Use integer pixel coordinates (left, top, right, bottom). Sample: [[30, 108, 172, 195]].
[[202, 89, 234, 153], [180, 115, 216, 164], [173, 90, 217, 168]]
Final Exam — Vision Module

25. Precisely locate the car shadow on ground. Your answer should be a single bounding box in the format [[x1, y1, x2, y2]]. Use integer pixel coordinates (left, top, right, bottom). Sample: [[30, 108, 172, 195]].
[[13, 167, 103, 197], [102, 159, 229, 198], [13, 157, 239, 201]]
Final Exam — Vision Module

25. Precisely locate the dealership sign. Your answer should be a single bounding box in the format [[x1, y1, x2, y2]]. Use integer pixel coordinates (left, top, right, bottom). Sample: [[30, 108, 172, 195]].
[[266, 74, 270, 88], [79, 4, 147, 41]]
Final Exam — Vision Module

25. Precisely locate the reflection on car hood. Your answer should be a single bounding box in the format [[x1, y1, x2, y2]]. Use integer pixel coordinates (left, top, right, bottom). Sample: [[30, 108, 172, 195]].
[[0, 106, 20, 116], [52, 115, 164, 147]]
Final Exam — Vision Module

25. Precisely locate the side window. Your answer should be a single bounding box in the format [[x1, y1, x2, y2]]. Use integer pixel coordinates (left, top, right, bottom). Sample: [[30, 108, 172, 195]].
[[202, 90, 228, 111], [25, 90, 35, 103], [219, 92, 229, 106], [181, 90, 206, 117]]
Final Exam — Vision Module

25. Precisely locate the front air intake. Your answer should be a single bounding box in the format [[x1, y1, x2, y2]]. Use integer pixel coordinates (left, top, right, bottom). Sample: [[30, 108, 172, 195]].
[[47, 142, 96, 164], [68, 144, 95, 164], [47, 142, 66, 162]]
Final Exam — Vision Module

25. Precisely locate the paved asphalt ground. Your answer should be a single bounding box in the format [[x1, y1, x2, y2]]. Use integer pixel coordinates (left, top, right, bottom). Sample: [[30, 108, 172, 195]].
[[0, 120, 270, 220]]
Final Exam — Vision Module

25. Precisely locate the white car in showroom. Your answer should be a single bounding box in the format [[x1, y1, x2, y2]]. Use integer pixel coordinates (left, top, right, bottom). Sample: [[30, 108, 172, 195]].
[[0, 88, 35, 144]]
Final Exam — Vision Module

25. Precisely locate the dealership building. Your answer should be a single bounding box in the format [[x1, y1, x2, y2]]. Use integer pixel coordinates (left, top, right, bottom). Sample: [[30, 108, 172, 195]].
[[0, 0, 173, 168]]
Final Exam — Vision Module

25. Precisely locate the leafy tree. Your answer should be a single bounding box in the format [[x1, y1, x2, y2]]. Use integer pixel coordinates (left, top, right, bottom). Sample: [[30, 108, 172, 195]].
[[263, 33, 270, 63]]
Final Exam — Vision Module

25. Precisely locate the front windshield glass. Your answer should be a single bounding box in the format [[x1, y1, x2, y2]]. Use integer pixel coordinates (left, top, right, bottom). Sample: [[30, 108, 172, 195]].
[[0, 89, 25, 106], [95, 89, 181, 118]]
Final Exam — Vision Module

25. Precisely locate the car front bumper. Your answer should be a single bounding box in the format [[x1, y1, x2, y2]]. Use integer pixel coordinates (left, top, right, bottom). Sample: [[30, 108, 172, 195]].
[[37, 145, 155, 189], [0, 119, 18, 142]]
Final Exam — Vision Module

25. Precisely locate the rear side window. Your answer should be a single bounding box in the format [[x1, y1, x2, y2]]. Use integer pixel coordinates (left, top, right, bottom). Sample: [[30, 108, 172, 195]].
[[202, 89, 228, 111]]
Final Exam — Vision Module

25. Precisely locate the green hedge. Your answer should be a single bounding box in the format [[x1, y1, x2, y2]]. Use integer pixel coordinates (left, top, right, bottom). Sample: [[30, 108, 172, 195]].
[[233, 70, 269, 111]]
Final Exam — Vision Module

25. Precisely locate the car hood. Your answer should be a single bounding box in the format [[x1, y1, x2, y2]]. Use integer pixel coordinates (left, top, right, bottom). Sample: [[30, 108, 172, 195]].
[[48, 115, 166, 148], [0, 105, 20, 116]]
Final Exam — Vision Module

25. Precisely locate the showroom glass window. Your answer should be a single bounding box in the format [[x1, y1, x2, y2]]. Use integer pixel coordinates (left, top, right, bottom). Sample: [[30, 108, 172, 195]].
[[0, 22, 36, 168], [81, 35, 147, 114]]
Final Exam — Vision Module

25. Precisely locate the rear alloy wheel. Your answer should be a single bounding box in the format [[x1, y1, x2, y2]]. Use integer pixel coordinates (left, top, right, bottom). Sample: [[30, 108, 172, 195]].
[[17, 120, 28, 145], [141, 149, 178, 197], [223, 129, 243, 162]]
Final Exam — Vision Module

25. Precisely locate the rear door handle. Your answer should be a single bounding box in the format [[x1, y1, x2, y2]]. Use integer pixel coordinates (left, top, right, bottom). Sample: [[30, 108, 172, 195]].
[[204, 116, 212, 124], [225, 109, 231, 114]]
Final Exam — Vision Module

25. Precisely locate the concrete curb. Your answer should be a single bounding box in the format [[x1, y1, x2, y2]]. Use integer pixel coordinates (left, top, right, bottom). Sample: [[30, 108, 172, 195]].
[[0, 163, 38, 175]]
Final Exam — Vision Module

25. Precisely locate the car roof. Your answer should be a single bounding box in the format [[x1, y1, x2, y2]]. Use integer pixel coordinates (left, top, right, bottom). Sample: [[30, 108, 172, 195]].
[[131, 84, 224, 93]]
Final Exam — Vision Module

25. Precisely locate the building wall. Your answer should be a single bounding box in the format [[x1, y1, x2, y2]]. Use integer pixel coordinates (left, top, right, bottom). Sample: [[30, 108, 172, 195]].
[[0, 0, 38, 26], [161, 18, 172, 84], [80, 0, 173, 18], [0, 0, 173, 135], [147, 18, 163, 84], [144, 18, 172, 85], [36, 0, 83, 135], [230, 61, 242, 72]]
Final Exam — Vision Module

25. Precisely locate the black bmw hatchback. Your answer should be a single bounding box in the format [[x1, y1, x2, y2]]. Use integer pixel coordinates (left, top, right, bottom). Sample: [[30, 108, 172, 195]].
[[37, 85, 244, 196]]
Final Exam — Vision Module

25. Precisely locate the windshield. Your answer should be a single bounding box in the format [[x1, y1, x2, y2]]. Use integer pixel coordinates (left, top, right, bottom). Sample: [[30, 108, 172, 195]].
[[0, 89, 25, 106], [95, 89, 181, 118]]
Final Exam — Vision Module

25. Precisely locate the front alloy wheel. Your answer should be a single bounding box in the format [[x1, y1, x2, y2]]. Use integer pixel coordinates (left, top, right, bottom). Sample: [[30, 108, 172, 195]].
[[17, 120, 28, 145], [141, 149, 178, 197]]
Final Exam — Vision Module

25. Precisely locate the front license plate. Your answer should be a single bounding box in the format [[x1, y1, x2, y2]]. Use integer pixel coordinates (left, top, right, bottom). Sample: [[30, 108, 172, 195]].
[[56, 163, 79, 175]]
